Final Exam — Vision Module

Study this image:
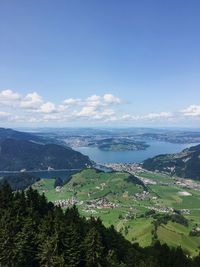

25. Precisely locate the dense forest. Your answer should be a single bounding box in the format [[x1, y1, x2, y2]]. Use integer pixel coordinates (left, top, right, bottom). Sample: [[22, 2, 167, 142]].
[[0, 138, 91, 171], [0, 183, 199, 267], [0, 173, 40, 191]]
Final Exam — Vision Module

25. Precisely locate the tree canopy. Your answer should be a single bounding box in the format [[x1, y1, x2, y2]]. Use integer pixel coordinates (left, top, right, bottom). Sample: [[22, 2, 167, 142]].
[[0, 182, 199, 267]]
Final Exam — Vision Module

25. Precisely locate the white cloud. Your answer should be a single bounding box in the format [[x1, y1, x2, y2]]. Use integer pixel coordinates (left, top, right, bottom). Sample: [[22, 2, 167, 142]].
[[0, 90, 126, 124], [142, 112, 173, 120], [92, 109, 115, 120], [83, 94, 121, 108], [100, 109, 115, 116], [120, 112, 173, 122], [69, 94, 122, 120], [63, 94, 121, 110], [57, 104, 68, 112], [0, 89, 21, 106], [86, 95, 101, 102], [76, 106, 97, 117], [85, 95, 101, 108], [63, 98, 81, 105], [181, 105, 200, 117], [103, 94, 121, 104], [20, 92, 43, 109], [39, 102, 56, 114], [121, 114, 139, 121], [2, 88, 199, 125]]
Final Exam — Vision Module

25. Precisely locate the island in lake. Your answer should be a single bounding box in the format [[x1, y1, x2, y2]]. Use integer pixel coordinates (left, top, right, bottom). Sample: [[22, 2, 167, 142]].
[[88, 138, 149, 151]]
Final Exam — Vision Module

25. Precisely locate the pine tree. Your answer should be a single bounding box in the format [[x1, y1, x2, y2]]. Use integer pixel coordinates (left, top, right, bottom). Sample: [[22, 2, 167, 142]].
[[0, 209, 17, 267], [37, 234, 65, 267], [172, 246, 190, 267], [106, 249, 126, 267], [63, 225, 81, 267], [0, 181, 13, 212], [193, 253, 200, 267], [83, 227, 104, 267], [14, 217, 38, 267], [0, 183, 196, 267]]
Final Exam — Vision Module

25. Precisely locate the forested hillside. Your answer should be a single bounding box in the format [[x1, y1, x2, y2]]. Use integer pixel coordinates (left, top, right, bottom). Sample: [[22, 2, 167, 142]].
[[0, 139, 91, 171], [143, 144, 200, 180], [0, 183, 199, 267], [0, 127, 41, 142], [0, 173, 40, 191]]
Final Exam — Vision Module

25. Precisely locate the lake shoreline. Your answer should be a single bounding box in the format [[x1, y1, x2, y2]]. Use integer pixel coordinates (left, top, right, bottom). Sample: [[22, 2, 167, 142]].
[[73, 141, 200, 164]]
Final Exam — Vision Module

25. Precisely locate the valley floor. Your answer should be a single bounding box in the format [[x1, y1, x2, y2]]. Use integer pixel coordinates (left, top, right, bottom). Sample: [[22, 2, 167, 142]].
[[32, 167, 200, 256]]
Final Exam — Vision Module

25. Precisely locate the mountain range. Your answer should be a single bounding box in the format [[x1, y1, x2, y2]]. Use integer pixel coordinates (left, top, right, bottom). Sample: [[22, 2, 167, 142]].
[[143, 144, 200, 180], [0, 127, 41, 142], [0, 128, 92, 171]]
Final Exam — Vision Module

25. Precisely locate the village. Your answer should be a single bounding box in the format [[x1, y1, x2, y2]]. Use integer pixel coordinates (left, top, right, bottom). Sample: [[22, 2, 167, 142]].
[[53, 186, 191, 218], [54, 195, 119, 210], [43, 163, 200, 226], [104, 163, 200, 191]]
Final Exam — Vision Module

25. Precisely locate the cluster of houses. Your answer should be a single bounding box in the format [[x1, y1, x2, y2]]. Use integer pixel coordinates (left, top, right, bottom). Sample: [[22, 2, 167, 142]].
[[104, 163, 142, 173], [54, 196, 77, 207], [191, 227, 200, 233], [134, 191, 151, 200], [54, 196, 119, 211], [180, 209, 191, 215], [176, 179, 200, 191], [85, 197, 118, 209], [190, 227, 200, 236], [148, 206, 174, 214]]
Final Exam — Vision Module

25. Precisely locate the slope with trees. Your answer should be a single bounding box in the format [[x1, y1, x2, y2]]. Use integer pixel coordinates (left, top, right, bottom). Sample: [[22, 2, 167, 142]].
[[0, 182, 199, 267], [0, 138, 92, 171], [143, 144, 200, 180]]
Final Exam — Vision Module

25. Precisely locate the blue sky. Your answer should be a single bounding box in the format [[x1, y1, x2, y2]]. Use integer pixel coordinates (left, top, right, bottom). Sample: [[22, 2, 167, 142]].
[[0, 0, 200, 127]]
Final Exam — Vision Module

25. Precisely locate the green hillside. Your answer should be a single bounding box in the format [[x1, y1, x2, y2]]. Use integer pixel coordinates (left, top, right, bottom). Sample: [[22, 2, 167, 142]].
[[1, 182, 199, 267], [32, 168, 200, 256]]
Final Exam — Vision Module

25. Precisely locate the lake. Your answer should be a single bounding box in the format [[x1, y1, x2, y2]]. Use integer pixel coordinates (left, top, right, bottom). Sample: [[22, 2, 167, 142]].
[[73, 141, 199, 164], [0, 141, 198, 179]]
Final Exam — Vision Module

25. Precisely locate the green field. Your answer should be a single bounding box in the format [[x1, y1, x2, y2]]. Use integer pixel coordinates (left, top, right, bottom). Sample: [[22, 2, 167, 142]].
[[32, 168, 200, 256]]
